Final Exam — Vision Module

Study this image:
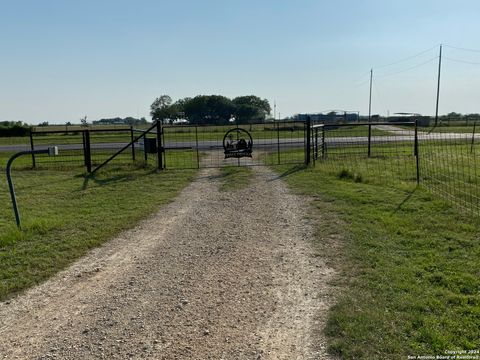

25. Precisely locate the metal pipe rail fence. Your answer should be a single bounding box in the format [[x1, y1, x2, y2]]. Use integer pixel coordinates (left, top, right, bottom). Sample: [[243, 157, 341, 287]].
[[27, 120, 307, 171], [11, 118, 480, 215], [30, 127, 139, 171]]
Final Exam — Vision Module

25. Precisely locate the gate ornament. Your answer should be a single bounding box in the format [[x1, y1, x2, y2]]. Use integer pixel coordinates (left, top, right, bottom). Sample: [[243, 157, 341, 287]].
[[223, 128, 253, 159]]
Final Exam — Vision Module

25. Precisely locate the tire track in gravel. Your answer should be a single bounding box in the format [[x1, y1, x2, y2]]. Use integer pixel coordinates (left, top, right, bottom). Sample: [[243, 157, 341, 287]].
[[0, 166, 337, 359]]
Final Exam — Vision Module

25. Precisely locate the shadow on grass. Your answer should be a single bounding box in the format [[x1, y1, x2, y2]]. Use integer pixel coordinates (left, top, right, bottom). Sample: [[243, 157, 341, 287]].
[[81, 173, 134, 190], [79, 165, 160, 190], [268, 164, 307, 181], [393, 186, 419, 212]]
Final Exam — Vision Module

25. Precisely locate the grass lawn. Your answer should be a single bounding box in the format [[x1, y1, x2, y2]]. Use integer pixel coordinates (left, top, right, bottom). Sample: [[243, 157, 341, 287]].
[[0, 165, 196, 301], [275, 163, 480, 359]]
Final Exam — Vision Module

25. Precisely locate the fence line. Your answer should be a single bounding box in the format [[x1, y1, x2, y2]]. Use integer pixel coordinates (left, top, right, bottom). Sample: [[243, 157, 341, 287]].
[[311, 121, 480, 215]]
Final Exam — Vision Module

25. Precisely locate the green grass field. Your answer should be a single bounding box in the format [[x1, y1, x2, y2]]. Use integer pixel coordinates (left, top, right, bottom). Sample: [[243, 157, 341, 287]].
[[0, 164, 196, 301], [275, 163, 480, 359]]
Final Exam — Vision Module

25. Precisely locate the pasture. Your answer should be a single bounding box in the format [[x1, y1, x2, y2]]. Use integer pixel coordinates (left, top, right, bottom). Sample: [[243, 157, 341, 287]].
[[277, 161, 480, 358]]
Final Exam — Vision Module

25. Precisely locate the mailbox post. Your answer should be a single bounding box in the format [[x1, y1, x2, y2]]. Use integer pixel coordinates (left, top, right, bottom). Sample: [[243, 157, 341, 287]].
[[6, 147, 59, 229]]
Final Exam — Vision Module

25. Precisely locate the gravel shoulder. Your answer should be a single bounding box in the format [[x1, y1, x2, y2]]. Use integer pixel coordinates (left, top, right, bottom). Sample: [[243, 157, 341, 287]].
[[0, 166, 337, 359]]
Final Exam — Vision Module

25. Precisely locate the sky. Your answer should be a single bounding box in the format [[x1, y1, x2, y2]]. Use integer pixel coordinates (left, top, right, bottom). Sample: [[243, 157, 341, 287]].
[[2, 0, 480, 124]]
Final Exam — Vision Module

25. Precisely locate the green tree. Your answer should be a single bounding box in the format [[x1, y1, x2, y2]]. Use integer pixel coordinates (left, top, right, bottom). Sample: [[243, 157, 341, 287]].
[[232, 96, 271, 124], [150, 95, 174, 123], [183, 95, 234, 125], [80, 115, 88, 127]]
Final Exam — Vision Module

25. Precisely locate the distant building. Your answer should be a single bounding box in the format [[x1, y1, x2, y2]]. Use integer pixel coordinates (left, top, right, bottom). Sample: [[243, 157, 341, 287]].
[[296, 111, 359, 124]]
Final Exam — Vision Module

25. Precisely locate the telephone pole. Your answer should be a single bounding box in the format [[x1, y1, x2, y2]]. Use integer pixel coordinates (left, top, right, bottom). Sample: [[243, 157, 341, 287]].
[[435, 44, 442, 127], [368, 68, 373, 122]]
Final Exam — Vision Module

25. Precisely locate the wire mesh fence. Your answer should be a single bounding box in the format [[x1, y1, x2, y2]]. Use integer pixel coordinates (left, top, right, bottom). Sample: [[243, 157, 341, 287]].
[[310, 121, 480, 215], [419, 122, 480, 214], [311, 122, 419, 186], [4, 118, 480, 215]]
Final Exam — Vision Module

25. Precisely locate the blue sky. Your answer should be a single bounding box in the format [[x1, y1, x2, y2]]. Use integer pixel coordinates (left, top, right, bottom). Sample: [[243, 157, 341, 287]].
[[2, 0, 480, 124]]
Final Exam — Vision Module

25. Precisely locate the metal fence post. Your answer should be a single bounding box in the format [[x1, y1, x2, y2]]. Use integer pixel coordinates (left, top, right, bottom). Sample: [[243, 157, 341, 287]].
[[84, 130, 92, 173], [471, 121, 476, 154], [368, 123, 372, 158], [29, 129, 36, 168], [277, 121, 281, 165], [305, 116, 311, 165], [322, 125, 326, 159], [156, 121, 163, 170], [130, 126, 135, 161], [415, 120, 420, 185], [195, 125, 200, 169]]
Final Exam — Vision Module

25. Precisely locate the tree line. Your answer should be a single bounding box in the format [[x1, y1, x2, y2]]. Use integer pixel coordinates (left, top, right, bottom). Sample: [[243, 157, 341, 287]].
[[0, 121, 30, 137], [150, 95, 271, 125]]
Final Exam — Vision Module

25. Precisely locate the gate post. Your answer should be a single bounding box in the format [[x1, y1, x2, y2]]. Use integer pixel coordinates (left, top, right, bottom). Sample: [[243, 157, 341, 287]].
[[156, 121, 163, 170], [29, 129, 36, 168], [130, 126, 135, 162], [415, 120, 420, 185], [322, 125, 326, 159], [305, 116, 311, 165], [277, 121, 281, 165], [368, 123, 372, 158], [195, 125, 200, 169], [84, 130, 92, 173]]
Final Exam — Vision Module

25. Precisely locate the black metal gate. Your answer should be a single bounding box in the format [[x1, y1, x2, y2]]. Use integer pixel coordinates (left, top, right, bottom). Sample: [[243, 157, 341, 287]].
[[28, 120, 308, 172], [161, 120, 307, 169]]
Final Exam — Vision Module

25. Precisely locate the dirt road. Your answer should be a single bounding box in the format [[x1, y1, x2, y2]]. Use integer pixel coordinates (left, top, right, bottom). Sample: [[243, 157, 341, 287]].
[[0, 166, 336, 359]]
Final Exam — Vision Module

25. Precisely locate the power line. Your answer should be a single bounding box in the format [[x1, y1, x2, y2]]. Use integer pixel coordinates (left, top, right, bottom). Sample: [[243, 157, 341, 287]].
[[375, 44, 439, 69], [353, 70, 372, 84], [376, 56, 439, 78], [354, 78, 372, 88], [444, 56, 480, 65], [444, 44, 480, 53]]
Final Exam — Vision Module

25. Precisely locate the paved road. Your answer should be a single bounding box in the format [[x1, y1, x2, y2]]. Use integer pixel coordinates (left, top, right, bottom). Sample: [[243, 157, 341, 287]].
[[0, 139, 305, 153], [0, 131, 477, 153]]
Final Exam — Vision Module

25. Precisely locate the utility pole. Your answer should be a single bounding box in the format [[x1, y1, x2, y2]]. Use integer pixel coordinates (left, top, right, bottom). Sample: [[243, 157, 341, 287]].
[[274, 100, 276, 120], [368, 68, 373, 122], [435, 44, 443, 127]]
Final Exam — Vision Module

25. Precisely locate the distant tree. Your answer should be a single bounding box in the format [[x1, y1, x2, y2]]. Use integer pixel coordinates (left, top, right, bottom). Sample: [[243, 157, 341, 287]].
[[232, 95, 272, 124], [80, 115, 88, 127], [183, 95, 235, 125], [232, 96, 271, 124], [38, 121, 49, 127], [151, 95, 174, 123], [171, 97, 192, 119], [65, 121, 72, 126], [0, 121, 30, 137]]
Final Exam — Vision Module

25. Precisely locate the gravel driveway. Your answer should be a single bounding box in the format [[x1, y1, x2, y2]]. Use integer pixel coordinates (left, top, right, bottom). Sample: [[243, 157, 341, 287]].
[[0, 166, 336, 359]]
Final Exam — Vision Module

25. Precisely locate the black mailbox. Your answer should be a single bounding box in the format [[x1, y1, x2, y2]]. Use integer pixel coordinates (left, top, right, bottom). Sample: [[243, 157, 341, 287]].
[[144, 138, 157, 154]]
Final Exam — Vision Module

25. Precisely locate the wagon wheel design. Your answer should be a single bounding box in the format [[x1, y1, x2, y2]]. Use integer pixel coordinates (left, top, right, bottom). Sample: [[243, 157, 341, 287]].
[[223, 128, 253, 159]]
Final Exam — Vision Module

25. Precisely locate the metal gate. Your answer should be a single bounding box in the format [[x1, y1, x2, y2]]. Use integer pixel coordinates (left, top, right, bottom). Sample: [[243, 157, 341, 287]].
[[27, 121, 308, 173], [160, 120, 307, 169]]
